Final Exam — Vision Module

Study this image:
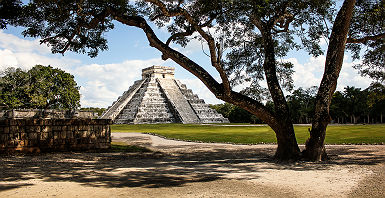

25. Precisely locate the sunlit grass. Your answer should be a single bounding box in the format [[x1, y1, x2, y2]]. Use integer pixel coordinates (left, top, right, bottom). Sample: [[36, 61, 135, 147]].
[[111, 123, 385, 145]]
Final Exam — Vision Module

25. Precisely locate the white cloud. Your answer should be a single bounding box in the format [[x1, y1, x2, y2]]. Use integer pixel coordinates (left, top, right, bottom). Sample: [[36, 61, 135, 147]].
[[0, 31, 80, 71], [290, 55, 372, 91], [72, 59, 165, 107], [171, 33, 206, 56], [336, 59, 371, 91], [0, 30, 50, 54], [291, 55, 325, 89]]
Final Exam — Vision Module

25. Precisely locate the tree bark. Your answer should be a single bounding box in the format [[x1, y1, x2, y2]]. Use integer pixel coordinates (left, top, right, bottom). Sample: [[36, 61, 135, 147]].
[[303, 0, 356, 161], [261, 26, 301, 161], [272, 121, 301, 161]]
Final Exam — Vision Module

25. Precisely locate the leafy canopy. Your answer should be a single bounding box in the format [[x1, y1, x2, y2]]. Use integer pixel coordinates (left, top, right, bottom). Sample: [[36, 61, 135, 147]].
[[0, 65, 80, 109]]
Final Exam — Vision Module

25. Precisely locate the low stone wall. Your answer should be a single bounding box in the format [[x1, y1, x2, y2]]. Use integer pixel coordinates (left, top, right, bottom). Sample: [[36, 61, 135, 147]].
[[0, 109, 98, 119], [0, 118, 112, 153]]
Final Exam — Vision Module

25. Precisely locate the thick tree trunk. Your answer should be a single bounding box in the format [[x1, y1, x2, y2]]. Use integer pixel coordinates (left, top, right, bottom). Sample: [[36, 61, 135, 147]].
[[303, 0, 356, 161], [272, 120, 301, 161], [260, 27, 301, 161]]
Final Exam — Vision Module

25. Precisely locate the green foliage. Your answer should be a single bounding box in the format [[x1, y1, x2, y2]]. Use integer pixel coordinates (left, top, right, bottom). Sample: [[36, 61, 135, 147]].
[[0, 67, 30, 108], [210, 103, 262, 123], [141, 0, 333, 99], [329, 84, 385, 124], [80, 107, 106, 116], [0, 65, 80, 109], [12, 0, 137, 57], [111, 123, 385, 145], [287, 85, 384, 124], [348, 0, 385, 82], [286, 86, 317, 124], [366, 82, 385, 117]]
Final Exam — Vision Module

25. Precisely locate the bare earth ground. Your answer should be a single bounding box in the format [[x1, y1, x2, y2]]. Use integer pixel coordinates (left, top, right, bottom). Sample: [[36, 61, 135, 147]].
[[0, 132, 384, 198]]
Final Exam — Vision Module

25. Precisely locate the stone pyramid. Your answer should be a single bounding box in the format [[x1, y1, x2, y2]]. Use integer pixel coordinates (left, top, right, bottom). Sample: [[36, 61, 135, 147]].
[[101, 66, 229, 124]]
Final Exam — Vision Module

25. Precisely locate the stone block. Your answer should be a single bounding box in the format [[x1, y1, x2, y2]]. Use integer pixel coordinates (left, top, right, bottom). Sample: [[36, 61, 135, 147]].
[[28, 126, 40, 133], [66, 131, 74, 139], [28, 132, 38, 140], [52, 125, 61, 132], [71, 125, 78, 132], [19, 132, 27, 140], [78, 125, 89, 131], [54, 138, 65, 145], [78, 130, 87, 138], [41, 125, 52, 133], [61, 125, 68, 131], [40, 139, 54, 147], [10, 125, 18, 132], [27, 139, 38, 146], [53, 131, 60, 139], [9, 119, 19, 126], [58, 131, 65, 139], [0, 134, 9, 142], [4, 127, 9, 134], [40, 132, 49, 140], [14, 140, 24, 147], [0, 119, 8, 126]]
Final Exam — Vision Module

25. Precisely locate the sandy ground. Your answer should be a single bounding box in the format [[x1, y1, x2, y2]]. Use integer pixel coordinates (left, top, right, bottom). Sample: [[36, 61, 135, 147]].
[[0, 132, 384, 198]]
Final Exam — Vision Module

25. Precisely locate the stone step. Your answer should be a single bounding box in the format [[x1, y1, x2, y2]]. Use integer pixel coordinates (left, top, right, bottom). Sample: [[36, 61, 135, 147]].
[[157, 78, 200, 124]]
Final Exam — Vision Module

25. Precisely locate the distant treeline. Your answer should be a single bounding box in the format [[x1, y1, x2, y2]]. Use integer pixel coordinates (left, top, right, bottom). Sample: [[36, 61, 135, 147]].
[[210, 83, 385, 124]]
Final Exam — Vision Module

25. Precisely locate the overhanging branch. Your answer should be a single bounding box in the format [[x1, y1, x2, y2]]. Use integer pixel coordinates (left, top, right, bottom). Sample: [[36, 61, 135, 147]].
[[144, 0, 232, 95], [347, 33, 385, 43], [112, 13, 278, 126]]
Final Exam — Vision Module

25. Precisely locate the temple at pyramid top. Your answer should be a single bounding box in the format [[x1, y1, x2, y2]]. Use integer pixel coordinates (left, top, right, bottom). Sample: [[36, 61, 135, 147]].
[[101, 65, 229, 124], [142, 66, 175, 79]]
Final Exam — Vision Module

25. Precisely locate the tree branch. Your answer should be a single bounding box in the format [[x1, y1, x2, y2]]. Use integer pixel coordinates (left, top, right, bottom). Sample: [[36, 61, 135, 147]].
[[112, 13, 279, 127], [347, 33, 385, 43], [144, 0, 232, 96], [166, 27, 194, 46], [272, 14, 294, 34], [145, 0, 183, 17]]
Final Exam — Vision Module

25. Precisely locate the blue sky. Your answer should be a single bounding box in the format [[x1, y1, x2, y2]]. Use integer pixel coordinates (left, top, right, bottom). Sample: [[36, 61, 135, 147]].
[[0, 17, 372, 108]]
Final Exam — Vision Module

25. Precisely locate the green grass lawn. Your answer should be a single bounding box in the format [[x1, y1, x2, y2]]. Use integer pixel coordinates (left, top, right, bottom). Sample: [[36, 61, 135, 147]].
[[111, 123, 385, 145]]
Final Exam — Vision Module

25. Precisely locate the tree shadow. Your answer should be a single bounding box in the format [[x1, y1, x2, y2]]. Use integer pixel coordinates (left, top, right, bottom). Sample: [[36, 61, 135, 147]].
[[0, 144, 383, 192], [325, 145, 385, 165], [0, 184, 33, 191], [0, 149, 268, 190]]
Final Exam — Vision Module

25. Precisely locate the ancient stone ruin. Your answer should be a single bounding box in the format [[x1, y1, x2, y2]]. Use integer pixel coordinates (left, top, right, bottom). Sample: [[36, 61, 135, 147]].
[[0, 110, 111, 153], [101, 66, 229, 124]]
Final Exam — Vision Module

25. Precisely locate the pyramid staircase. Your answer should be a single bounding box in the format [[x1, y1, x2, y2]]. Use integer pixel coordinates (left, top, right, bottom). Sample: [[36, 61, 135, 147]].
[[101, 66, 229, 124]]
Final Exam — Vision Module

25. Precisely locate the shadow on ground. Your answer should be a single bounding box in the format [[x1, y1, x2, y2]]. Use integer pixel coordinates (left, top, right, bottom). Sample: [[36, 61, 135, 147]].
[[0, 144, 384, 192]]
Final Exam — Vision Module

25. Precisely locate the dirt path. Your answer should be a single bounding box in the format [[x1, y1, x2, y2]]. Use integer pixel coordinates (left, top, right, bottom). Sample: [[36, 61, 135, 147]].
[[1, 132, 384, 198]]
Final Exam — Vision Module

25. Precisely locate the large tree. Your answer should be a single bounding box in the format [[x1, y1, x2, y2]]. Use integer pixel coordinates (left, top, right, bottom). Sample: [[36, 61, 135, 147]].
[[5, 0, 384, 161], [0, 65, 81, 109]]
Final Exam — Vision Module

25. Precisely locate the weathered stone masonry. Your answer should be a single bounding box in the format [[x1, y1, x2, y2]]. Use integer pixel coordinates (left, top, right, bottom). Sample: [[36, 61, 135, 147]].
[[0, 118, 111, 153], [101, 66, 229, 124]]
